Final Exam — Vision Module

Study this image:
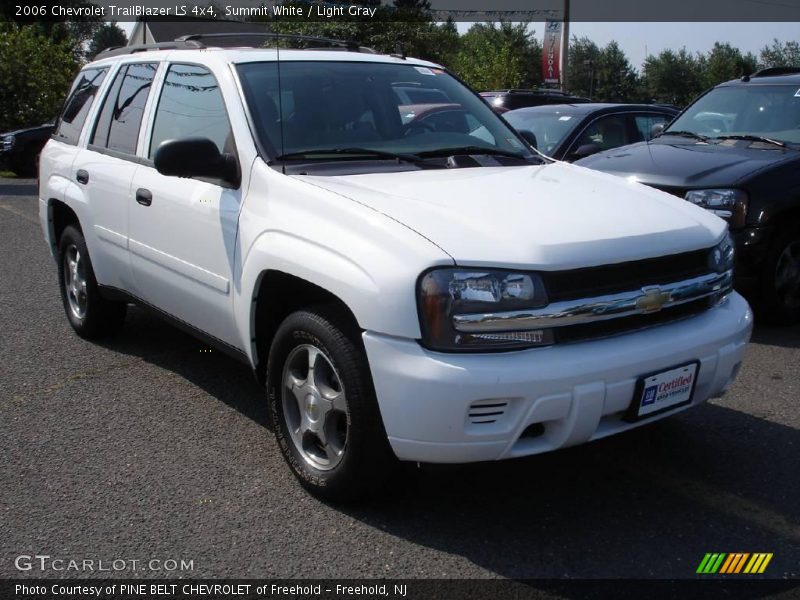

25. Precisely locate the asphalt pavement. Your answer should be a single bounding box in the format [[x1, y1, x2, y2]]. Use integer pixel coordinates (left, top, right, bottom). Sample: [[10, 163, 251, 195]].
[[1, 176, 798, 585]]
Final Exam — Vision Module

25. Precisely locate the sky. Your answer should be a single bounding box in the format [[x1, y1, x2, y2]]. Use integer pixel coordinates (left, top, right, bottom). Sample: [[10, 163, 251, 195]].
[[119, 21, 798, 71]]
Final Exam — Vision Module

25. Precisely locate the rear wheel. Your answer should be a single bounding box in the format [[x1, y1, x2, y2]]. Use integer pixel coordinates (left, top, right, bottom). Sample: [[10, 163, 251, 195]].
[[758, 226, 800, 324], [57, 225, 127, 338], [266, 307, 395, 501]]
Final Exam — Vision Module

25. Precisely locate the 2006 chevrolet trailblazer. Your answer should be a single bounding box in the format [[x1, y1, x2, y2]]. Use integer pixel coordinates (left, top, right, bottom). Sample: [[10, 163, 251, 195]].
[[39, 35, 752, 500]]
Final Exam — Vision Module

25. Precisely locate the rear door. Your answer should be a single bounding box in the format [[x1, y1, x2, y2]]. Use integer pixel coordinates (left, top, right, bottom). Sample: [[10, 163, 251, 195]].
[[128, 62, 242, 347], [72, 62, 159, 291]]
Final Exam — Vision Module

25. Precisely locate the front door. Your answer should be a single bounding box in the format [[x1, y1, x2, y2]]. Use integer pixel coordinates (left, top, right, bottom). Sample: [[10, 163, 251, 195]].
[[128, 63, 241, 348]]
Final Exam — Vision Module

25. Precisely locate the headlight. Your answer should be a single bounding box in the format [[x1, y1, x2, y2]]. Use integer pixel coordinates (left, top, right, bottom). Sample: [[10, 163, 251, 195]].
[[1, 135, 14, 150], [709, 231, 735, 274], [418, 268, 550, 351], [685, 189, 748, 228]]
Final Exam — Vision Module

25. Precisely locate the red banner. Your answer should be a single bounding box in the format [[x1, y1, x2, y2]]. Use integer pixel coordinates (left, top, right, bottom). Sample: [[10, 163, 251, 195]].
[[542, 19, 562, 85]]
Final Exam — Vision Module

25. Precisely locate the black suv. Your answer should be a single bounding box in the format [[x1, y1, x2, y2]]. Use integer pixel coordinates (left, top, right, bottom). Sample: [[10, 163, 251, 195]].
[[480, 89, 591, 114], [577, 68, 800, 323]]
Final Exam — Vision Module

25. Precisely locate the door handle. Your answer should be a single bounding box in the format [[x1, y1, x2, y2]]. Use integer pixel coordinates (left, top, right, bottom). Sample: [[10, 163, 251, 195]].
[[135, 188, 152, 207], [76, 169, 89, 185]]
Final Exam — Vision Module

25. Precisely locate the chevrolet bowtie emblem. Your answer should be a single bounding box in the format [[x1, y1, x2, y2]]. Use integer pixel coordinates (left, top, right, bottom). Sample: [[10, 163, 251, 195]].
[[636, 286, 671, 313]]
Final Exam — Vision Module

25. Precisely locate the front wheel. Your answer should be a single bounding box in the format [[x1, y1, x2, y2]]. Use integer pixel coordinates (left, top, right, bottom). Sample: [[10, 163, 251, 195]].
[[758, 227, 800, 324], [266, 308, 395, 501]]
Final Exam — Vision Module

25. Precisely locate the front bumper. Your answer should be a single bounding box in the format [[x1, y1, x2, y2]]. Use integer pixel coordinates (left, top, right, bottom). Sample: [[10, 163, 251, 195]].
[[363, 292, 752, 463]]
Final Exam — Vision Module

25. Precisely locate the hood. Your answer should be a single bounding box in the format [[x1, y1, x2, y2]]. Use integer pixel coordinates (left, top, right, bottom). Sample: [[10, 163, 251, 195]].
[[576, 138, 799, 188], [296, 161, 726, 270]]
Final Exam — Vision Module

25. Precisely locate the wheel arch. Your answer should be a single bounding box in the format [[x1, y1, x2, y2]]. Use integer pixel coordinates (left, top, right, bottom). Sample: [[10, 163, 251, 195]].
[[47, 199, 81, 255], [250, 270, 363, 385]]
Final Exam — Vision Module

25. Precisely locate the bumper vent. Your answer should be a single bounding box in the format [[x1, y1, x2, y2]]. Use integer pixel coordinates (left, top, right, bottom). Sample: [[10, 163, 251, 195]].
[[468, 399, 509, 424]]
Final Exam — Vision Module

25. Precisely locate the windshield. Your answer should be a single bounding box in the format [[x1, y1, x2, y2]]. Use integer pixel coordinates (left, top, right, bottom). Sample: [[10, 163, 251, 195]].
[[503, 110, 580, 156], [667, 84, 800, 144], [236, 61, 532, 161]]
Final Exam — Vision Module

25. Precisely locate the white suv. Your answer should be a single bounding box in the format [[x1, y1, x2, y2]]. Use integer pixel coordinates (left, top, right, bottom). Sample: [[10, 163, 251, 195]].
[[39, 36, 752, 500]]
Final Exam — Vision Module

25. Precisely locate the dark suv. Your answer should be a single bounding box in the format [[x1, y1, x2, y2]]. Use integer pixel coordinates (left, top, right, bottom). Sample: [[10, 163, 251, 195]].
[[480, 89, 591, 114], [1, 123, 53, 177], [577, 68, 800, 323]]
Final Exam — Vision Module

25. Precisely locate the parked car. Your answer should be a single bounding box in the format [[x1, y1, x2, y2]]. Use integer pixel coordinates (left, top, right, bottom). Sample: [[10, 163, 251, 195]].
[[504, 103, 678, 161], [39, 36, 751, 501], [1, 123, 54, 177], [480, 89, 592, 114], [577, 68, 800, 323]]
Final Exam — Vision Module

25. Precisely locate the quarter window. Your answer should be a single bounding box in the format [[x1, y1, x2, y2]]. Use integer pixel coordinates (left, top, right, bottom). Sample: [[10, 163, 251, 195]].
[[53, 68, 109, 146], [149, 64, 233, 158], [92, 63, 158, 155]]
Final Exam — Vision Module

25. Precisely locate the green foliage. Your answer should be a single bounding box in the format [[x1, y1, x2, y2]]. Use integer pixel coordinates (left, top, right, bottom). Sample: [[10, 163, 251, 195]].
[[86, 22, 127, 60], [451, 22, 541, 90], [1, 1, 103, 60], [567, 38, 639, 101], [0, 25, 79, 131], [641, 48, 705, 106], [566, 36, 600, 97], [702, 42, 758, 88], [760, 39, 800, 67]]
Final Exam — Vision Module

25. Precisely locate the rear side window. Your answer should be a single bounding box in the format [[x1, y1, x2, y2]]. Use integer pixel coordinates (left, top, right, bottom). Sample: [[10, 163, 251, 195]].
[[91, 63, 158, 155], [634, 114, 671, 141], [53, 68, 109, 145], [149, 63, 233, 158]]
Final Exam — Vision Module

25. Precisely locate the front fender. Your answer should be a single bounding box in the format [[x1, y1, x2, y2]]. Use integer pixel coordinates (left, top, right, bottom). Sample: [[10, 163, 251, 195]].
[[233, 162, 452, 362]]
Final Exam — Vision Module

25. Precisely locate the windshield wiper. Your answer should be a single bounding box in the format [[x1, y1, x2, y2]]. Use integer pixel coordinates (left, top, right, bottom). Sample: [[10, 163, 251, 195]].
[[713, 134, 787, 148], [415, 146, 529, 159], [657, 130, 709, 142], [274, 147, 422, 163]]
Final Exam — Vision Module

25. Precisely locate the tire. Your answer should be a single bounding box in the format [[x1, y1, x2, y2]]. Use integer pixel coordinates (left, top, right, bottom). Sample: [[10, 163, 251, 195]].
[[57, 225, 127, 338], [266, 307, 395, 502], [757, 225, 800, 324]]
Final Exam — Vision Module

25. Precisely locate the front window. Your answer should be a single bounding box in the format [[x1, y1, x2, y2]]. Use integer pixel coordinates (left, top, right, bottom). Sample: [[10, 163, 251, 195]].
[[667, 84, 800, 144], [236, 61, 533, 165]]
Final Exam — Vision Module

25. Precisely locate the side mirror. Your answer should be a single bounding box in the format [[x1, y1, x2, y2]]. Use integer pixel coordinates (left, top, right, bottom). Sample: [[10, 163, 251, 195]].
[[519, 130, 538, 149], [650, 122, 665, 138], [571, 143, 602, 160], [154, 137, 238, 185]]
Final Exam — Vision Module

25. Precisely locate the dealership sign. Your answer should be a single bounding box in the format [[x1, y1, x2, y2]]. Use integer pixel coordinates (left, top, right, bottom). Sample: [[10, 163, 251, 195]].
[[542, 19, 562, 85]]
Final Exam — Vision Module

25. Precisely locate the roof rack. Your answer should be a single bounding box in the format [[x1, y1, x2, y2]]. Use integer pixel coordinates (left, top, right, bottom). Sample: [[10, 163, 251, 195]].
[[95, 40, 204, 60], [94, 32, 376, 61], [178, 32, 375, 53], [751, 66, 800, 78]]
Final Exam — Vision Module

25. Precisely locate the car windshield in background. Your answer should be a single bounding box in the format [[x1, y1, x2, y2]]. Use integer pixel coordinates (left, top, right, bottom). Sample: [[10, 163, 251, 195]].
[[666, 84, 800, 145], [503, 111, 580, 156], [235, 61, 533, 163]]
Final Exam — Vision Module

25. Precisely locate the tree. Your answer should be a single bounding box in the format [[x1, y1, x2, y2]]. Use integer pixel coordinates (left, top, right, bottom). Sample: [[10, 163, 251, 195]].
[[451, 22, 541, 90], [594, 41, 640, 102], [566, 36, 601, 97], [0, 26, 79, 131], [251, 1, 458, 66], [87, 22, 127, 60], [1, 1, 103, 60], [641, 48, 705, 107], [760, 39, 800, 68], [702, 42, 758, 88]]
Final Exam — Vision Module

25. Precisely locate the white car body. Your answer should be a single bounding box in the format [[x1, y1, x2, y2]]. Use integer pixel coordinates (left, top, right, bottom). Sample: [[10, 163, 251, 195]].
[[39, 47, 752, 465]]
